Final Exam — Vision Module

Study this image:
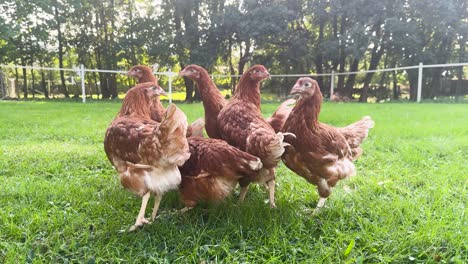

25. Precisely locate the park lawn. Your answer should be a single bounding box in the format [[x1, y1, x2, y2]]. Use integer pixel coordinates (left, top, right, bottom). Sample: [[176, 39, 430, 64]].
[[0, 100, 466, 263]]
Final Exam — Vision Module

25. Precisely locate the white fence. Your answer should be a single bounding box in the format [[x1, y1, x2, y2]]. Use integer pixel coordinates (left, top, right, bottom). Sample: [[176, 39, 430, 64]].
[[0, 64, 176, 103], [1, 62, 467, 103]]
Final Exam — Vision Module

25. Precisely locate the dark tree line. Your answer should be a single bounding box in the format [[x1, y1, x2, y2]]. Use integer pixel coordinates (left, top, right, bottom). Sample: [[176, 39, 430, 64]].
[[0, 0, 466, 101]]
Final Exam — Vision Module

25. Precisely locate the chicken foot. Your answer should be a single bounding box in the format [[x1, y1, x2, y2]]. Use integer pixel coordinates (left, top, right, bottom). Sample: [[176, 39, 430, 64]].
[[238, 180, 276, 208], [312, 197, 328, 215], [129, 192, 151, 232], [178, 207, 194, 213]]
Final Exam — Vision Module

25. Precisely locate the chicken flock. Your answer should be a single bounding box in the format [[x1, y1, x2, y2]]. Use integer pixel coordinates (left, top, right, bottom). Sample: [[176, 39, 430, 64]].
[[105, 64, 374, 231]]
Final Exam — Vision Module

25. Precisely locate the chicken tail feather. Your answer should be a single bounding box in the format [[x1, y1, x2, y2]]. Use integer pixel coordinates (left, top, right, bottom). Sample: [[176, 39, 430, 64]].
[[157, 104, 191, 166], [266, 98, 296, 133], [338, 116, 374, 159], [187, 118, 205, 137], [126, 161, 152, 169]]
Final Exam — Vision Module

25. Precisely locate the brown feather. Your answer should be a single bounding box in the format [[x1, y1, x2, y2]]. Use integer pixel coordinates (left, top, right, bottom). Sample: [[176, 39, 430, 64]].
[[281, 77, 373, 202], [180, 64, 296, 137], [218, 65, 287, 194], [178, 137, 262, 207], [266, 98, 296, 133], [104, 84, 190, 197], [180, 65, 227, 139]]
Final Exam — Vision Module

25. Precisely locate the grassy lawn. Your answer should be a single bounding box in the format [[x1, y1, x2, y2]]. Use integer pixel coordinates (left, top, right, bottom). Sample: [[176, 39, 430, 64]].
[[0, 100, 466, 263]]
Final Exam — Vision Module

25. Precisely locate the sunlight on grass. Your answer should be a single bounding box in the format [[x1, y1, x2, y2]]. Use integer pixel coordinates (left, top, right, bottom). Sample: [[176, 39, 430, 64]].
[[0, 101, 467, 263]]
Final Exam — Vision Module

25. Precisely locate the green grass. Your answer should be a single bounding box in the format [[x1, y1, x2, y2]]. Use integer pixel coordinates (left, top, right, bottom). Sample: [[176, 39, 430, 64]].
[[0, 101, 467, 263]]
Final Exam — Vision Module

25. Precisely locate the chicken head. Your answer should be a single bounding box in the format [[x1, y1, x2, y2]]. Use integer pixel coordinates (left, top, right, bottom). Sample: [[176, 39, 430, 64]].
[[179, 64, 204, 80], [290, 77, 319, 99], [247, 65, 270, 81], [128, 65, 161, 86]]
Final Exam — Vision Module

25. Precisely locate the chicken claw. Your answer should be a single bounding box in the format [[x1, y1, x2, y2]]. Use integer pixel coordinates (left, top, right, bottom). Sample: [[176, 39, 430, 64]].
[[312, 197, 328, 215], [128, 217, 151, 232], [178, 207, 194, 213], [282, 132, 296, 138], [128, 192, 151, 232]]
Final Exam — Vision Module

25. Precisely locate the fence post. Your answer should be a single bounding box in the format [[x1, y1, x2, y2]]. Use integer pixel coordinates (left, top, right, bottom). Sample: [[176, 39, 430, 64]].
[[330, 70, 335, 99], [80, 64, 86, 103], [417, 62, 423, 103], [168, 68, 173, 104]]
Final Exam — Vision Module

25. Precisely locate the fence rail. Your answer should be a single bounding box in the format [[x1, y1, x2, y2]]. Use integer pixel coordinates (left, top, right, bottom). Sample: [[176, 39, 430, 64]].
[[1, 62, 467, 103]]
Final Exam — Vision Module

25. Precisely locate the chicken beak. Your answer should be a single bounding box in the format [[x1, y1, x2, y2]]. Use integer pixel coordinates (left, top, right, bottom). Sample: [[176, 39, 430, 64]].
[[290, 84, 303, 95], [127, 70, 132, 76], [155, 86, 167, 96], [264, 71, 271, 80], [178, 70, 187, 77]]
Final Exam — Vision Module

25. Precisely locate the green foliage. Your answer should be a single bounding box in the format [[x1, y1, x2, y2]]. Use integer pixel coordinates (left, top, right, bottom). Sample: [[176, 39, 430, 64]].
[[0, 101, 467, 262], [0, 0, 465, 100]]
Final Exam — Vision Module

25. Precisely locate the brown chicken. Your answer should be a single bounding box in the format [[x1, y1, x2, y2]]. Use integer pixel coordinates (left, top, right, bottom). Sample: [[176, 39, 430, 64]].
[[128, 65, 166, 122], [128, 65, 259, 210], [128, 64, 204, 137], [179, 64, 295, 137], [281, 77, 374, 212], [178, 137, 263, 210], [104, 83, 190, 231], [179, 65, 226, 139], [217, 65, 291, 208]]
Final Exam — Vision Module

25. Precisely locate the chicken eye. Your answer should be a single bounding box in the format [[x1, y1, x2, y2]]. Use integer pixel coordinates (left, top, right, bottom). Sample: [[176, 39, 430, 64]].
[[304, 82, 311, 88], [190, 69, 195, 72], [253, 69, 259, 73]]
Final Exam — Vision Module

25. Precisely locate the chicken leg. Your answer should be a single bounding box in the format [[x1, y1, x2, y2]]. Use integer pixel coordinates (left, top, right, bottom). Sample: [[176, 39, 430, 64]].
[[129, 192, 151, 231], [312, 197, 328, 215], [150, 193, 163, 221], [267, 179, 276, 208], [238, 186, 249, 204]]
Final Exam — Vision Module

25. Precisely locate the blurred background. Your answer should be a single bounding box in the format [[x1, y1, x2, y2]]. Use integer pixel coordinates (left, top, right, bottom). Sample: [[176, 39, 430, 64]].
[[0, 0, 466, 102]]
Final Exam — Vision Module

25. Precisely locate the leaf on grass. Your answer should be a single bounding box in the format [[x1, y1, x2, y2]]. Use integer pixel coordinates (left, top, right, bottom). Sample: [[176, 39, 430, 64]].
[[378, 180, 391, 185], [344, 239, 355, 258], [343, 185, 353, 194]]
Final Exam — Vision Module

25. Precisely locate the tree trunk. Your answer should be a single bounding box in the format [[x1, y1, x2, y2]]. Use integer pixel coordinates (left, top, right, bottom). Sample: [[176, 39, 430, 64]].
[[408, 69, 418, 101], [428, 36, 452, 99], [359, 44, 385, 102], [392, 68, 399, 100], [336, 16, 347, 93], [128, 0, 138, 66], [331, 14, 339, 72], [238, 40, 251, 76], [344, 58, 359, 97], [376, 56, 388, 100], [21, 58, 28, 98], [315, 20, 325, 91], [108, 0, 118, 99], [41, 70, 49, 99], [54, 5, 69, 98], [456, 36, 465, 101], [184, 78, 195, 103], [428, 68, 439, 99], [228, 38, 236, 94], [93, 72, 100, 99], [15, 66, 19, 92], [30, 68, 35, 99], [108, 74, 117, 99]]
